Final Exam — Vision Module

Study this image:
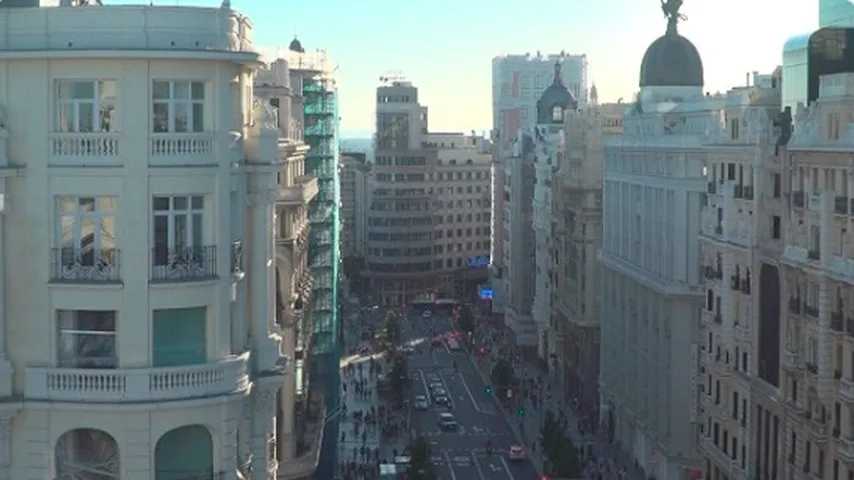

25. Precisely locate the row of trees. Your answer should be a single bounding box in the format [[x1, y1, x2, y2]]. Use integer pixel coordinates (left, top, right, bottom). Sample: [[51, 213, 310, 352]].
[[541, 410, 582, 478]]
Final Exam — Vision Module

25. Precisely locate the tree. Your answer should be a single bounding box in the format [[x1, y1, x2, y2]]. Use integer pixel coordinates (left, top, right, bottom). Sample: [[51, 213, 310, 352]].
[[491, 358, 515, 390], [540, 410, 581, 478], [457, 305, 475, 335], [408, 436, 436, 480]]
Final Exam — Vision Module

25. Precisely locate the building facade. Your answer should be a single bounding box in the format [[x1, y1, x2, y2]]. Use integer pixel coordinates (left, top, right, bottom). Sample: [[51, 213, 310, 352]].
[[697, 71, 782, 480], [286, 42, 342, 479], [340, 152, 370, 261], [552, 99, 623, 421], [0, 3, 296, 479], [365, 80, 492, 305], [490, 52, 589, 315], [599, 14, 706, 480]]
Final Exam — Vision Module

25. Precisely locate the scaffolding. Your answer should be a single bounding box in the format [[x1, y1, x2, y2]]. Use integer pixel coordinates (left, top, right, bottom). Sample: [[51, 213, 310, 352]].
[[302, 72, 341, 480]]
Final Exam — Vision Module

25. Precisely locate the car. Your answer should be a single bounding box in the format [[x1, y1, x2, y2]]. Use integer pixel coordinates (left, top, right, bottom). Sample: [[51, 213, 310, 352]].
[[430, 387, 447, 398], [427, 374, 441, 384], [422, 310, 432, 319], [438, 413, 458, 431], [431, 337, 443, 347], [400, 345, 416, 355], [508, 445, 527, 461], [428, 382, 444, 391], [433, 395, 450, 406], [414, 395, 430, 410]]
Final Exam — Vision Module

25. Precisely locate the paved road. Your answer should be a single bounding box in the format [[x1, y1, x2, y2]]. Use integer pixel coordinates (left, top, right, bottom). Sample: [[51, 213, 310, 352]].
[[403, 312, 539, 480]]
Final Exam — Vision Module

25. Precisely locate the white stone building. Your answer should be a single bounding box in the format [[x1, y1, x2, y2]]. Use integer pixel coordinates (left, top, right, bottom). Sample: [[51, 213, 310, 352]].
[[696, 71, 782, 480], [490, 52, 588, 316], [599, 14, 707, 480], [0, 3, 299, 479]]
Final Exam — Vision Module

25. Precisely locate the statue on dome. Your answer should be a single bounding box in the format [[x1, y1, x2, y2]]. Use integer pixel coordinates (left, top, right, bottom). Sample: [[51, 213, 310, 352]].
[[661, 0, 687, 34]]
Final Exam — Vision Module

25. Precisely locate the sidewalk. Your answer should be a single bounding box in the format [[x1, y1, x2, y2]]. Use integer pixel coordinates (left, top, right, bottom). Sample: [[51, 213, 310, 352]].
[[471, 317, 648, 480], [335, 306, 410, 480]]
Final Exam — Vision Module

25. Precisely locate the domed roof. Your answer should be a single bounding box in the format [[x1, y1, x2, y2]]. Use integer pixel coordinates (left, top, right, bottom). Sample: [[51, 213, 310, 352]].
[[537, 62, 577, 124], [289, 37, 305, 53], [639, 31, 703, 87]]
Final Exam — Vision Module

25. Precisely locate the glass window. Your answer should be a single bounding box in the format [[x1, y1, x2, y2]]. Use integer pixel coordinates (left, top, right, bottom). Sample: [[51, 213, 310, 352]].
[[57, 310, 117, 368], [56, 196, 117, 264], [153, 307, 206, 367], [152, 195, 206, 265], [152, 80, 206, 133], [55, 80, 117, 133]]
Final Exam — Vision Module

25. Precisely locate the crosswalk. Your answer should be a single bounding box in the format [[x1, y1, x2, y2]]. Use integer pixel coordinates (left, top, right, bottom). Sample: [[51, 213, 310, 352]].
[[420, 425, 498, 437]]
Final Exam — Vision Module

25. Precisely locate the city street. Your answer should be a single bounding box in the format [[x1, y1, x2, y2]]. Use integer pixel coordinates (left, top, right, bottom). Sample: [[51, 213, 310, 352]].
[[403, 311, 539, 480]]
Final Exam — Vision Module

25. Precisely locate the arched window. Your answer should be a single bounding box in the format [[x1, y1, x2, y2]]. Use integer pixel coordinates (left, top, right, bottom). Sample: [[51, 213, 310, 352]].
[[155, 425, 213, 480], [55, 428, 119, 479]]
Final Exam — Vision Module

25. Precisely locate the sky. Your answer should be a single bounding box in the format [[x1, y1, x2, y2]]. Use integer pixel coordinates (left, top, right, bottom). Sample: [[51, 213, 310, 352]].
[[112, 0, 819, 137]]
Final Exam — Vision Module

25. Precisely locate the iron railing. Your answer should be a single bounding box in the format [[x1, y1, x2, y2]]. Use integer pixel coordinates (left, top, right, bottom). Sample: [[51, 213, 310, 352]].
[[151, 246, 217, 282], [808, 249, 821, 261], [50, 248, 120, 283], [231, 240, 244, 274], [837, 196, 849, 215]]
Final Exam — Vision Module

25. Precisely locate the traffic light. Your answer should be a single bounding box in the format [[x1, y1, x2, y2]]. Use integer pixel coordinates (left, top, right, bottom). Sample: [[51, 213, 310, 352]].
[[517, 407, 526, 417]]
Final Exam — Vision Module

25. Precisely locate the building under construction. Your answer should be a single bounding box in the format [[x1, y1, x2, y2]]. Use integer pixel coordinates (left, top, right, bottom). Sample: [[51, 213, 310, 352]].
[[289, 40, 341, 479]]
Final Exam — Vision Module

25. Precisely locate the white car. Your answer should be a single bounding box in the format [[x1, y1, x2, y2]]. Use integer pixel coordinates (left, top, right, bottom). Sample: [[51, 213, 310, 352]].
[[508, 445, 526, 461], [438, 413, 458, 431], [422, 310, 432, 318], [414, 395, 430, 410]]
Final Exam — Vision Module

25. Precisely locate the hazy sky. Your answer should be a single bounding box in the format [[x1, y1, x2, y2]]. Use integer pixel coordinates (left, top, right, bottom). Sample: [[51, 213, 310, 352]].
[[114, 0, 818, 137]]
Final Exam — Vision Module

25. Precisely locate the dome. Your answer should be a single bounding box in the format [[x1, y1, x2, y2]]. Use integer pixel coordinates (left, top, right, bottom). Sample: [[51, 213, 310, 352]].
[[639, 32, 704, 87], [537, 62, 577, 124], [289, 37, 304, 53]]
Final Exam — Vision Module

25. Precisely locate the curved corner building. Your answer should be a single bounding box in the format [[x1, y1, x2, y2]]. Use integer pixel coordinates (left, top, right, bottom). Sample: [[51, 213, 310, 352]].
[[0, 2, 296, 479]]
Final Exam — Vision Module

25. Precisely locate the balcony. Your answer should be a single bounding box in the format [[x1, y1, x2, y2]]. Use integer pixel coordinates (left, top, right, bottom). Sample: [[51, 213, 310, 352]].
[[806, 363, 818, 375], [704, 265, 723, 280], [793, 191, 805, 208], [832, 311, 844, 333], [25, 353, 249, 403], [715, 225, 723, 235], [707, 182, 717, 194], [278, 175, 319, 206], [841, 436, 854, 464], [841, 378, 854, 402], [837, 196, 849, 215], [789, 298, 802, 314], [804, 304, 819, 318], [150, 133, 213, 165], [808, 249, 821, 261], [50, 248, 120, 283], [50, 132, 120, 163], [151, 246, 217, 283]]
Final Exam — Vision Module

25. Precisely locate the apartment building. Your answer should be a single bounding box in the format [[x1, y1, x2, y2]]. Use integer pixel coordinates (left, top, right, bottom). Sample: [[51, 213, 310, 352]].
[[697, 71, 782, 480], [491, 52, 588, 315], [340, 152, 370, 261], [776, 71, 854, 480], [0, 3, 297, 479], [552, 99, 623, 420], [365, 80, 492, 305], [599, 14, 707, 479]]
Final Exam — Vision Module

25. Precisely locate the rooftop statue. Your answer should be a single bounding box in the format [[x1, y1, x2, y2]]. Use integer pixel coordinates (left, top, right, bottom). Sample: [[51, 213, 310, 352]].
[[661, 0, 687, 34]]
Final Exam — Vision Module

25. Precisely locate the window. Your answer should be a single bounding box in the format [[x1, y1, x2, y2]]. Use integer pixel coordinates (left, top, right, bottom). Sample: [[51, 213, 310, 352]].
[[153, 195, 205, 265], [57, 196, 117, 267], [153, 307, 206, 366], [772, 216, 781, 239], [56, 80, 117, 133], [57, 310, 116, 368], [153, 80, 205, 133], [553, 105, 563, 122]]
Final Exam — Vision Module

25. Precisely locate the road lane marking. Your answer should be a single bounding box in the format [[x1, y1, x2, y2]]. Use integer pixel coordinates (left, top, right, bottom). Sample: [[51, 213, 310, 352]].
[[499, 455, 514, 479], [443, 450, 457, 480], [458, 371, 482, 413], [471, 452, 486, 480]]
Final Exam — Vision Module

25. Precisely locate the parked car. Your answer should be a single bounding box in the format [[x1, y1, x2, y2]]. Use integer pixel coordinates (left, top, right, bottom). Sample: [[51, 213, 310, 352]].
[[433, 395, 450, 407], [438, 413, 458, 431], [414, 395, 430, 410], [427, 374, 441, 384], [430, 387, 447, 398], [428, 382, 444, 391], [508, 445, 526, 461]]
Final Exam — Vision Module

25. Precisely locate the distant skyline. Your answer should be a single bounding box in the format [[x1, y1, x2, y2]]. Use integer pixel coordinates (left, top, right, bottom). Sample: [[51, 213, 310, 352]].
[[111, 0, 817, 137]]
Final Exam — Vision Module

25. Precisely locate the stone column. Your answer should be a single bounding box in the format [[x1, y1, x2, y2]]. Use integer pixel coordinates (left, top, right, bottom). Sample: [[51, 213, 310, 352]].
[[0, 179, 12, 398], [250, 378, 279, 480], [247, 187, 281, 373], [0, 415, 12, 480]]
